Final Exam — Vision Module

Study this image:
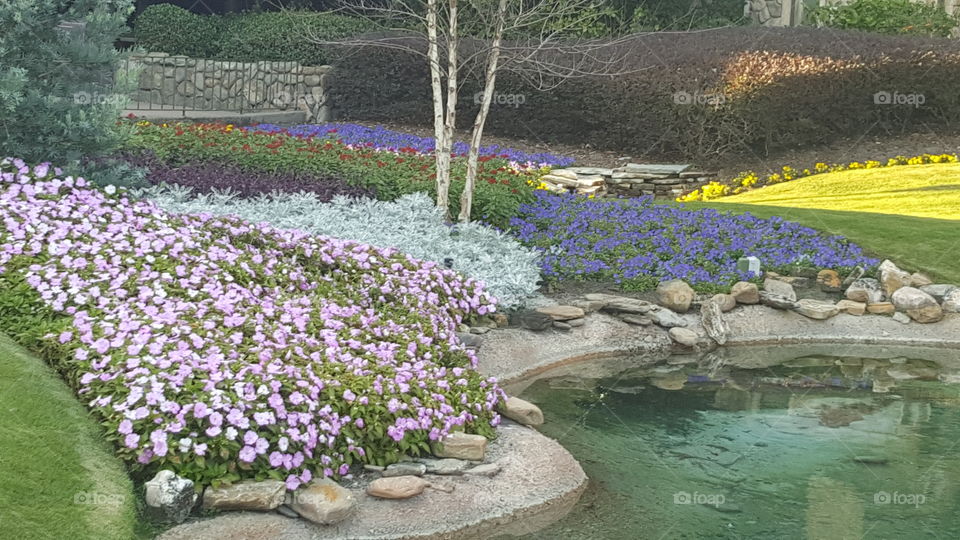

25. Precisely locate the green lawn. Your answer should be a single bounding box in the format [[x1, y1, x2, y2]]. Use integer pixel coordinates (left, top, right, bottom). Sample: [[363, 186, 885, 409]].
[[683, 163, 960, 283], [0, 333, 139, 540], [716, 163, 960, 221]]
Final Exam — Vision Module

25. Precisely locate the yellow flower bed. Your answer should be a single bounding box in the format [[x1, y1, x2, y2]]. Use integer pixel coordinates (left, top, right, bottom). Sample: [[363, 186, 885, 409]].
[[678, 153, 959, 202]]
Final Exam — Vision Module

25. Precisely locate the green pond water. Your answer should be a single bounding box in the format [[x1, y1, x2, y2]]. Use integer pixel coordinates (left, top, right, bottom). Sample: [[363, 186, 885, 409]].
[[513, 345, 960, 540]]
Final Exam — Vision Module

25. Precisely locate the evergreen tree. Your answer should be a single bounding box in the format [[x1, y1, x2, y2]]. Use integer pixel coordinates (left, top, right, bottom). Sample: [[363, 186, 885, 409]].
[[0, 0, 135, 164]]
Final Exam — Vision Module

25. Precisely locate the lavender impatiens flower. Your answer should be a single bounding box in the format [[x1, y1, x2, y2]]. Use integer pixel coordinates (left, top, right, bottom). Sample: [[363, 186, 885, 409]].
[[0, 157, 506, 488]]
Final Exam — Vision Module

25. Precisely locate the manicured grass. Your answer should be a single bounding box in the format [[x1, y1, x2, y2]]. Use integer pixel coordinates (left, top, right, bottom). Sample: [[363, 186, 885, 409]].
[[685, 202, 960, 284], [716, 163, 960, 221], [0, 333, 138, 540]]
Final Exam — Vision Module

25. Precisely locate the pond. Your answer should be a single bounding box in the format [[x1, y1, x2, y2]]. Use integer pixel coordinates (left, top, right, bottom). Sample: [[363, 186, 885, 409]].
[[510, 345, 960, 539]]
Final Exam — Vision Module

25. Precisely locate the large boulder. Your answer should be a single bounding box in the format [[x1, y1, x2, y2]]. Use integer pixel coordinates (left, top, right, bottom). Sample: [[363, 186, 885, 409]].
[[891, 287, 944, 323], [794, 299, 840, 320], [202, 480, 285, 511], [730, 281, 760, 304], [498, 396, 545, 426], [845, 278, 884, 304], [144, 470, 197, 524], [290, 479, 357, 525], [431, 432, 487, 461], [656, 279, 695, 313]]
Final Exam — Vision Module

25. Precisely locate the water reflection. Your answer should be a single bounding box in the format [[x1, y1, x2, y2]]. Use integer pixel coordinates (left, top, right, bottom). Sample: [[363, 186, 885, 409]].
[[517, 345, 960, 539]]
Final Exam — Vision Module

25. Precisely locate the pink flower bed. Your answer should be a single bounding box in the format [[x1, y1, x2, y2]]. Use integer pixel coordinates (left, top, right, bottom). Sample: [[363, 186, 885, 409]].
[[0, 158, 503, 488]]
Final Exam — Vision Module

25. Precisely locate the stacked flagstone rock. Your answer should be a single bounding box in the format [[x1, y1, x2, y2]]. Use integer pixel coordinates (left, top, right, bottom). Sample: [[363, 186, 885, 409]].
[[540, 164, 717, 199]]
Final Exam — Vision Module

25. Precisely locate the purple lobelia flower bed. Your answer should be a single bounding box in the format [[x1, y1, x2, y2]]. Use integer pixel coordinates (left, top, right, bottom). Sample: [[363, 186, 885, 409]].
[[511, 192, 879, 291], [0, 157, 503, 489], [122, 153, 375, 199], [251, 123, 576, 168]]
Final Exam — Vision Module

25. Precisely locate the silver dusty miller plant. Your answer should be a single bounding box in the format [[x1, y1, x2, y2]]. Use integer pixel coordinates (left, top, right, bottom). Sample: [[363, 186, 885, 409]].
[[138, 185, 541, 308]]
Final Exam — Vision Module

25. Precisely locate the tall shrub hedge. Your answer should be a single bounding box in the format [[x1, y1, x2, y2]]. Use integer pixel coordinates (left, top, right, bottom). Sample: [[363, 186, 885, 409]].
[[327, 27, 960, 158], [133, 4, 373, 65]]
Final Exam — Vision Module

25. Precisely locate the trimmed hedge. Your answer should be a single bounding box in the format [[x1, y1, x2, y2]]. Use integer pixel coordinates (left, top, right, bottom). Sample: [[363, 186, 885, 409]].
[[326, 27, 960, 158], [133, 4, 373, 65]]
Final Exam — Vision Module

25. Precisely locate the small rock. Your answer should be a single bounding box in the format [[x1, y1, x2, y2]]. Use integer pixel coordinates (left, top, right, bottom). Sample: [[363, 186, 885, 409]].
[[669, 327, 699, 346], [456, 332, 483, 350], [650, 307, 686, 328], [763, 278, 797, 301], [203, 480, 285, 511], [465, 463, 501, 477], [891, 287, 943, 323], [571, 299, 606, 313], [469, 326, 490, 335], [567, 317, 586, 327], [499, 396, 544, 426], [601, 297, 654, 314], [290, 479, 356, 525], [277, 505, 300, 518], [730, 281, 760, 304], [709, 293, 737, 312], [552, 321, 572, 331], [535, 305, 586, 321], [426, 481, 455, 493], [910, 273, 933, 287], [920, 284, 957, 302], [794, 299, 840, 320], [700, 301, 729, 344], [367, 476, 429, 499], [519, 310, 553, 331], [845, 278, 884, 304], [842, 266, 866, 288], [144, 470, 197, 524], [657, 279, 695, 313], [880, 261, 911, 297], [775, 276, 810, 288], [866, 302, 895, 315], [418, 458, 470, 475], [431, 432, 487, 461], [892, 312, 911, 324], [383, 462, 427, 477], [944, 289, 960, 313], [491, 313, 509, 327], [835, 299, 866, 316], [363, 465, 385, 473], [816, 269, 842, 292], [620, 314, 652, 326], [759, 291, 799, 310]]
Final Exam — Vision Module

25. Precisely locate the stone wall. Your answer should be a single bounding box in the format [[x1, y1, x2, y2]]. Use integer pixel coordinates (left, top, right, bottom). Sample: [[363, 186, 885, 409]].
[[127, 53, 331, 119], [539, 164, 717, 200]]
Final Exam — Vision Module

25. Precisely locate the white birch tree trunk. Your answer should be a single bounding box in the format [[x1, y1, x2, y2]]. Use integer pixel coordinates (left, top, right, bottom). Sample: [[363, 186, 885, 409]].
[[426, 0, 452, 218], [458, 0, 507, 223]]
